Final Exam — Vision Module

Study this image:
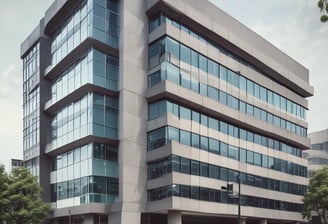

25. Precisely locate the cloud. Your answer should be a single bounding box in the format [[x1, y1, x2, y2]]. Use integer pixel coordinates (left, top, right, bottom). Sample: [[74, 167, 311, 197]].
[[0, 64, 21, 99]]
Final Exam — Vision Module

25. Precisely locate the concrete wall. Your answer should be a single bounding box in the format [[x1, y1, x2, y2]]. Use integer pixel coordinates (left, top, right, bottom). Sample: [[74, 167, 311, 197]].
[[115, 0, 149, 220]]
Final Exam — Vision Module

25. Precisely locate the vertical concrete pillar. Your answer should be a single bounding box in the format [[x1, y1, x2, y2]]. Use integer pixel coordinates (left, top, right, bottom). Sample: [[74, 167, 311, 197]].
[[240, 218, 246, 224], [83, 214, 94, 224], [168, 211, 182, 224], [259, 219, 267, 224]]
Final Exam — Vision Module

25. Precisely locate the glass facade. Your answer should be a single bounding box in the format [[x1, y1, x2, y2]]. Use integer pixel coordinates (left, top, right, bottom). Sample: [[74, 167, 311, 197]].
[[148, 155, 306, 196], [22, 43, 41, 181], [23, 89, 40, 150], [147, 126, 307, 177], [26, 157, 40, 180], [45, 0, 121, 212], [50, 143, 118, 206], [311, 142, 328, 152], [149, 13, 306, 120], [23, 43, 40, 151], [149, 100, 302, 157], [148, 37, 307, 137], [50, 93, 118, 150], [50, 48, 119, 105], [307, 157, 328, 165], [23, 43, 40, 86], [147, 184, 303, 213], [50, 0, 120, 67]]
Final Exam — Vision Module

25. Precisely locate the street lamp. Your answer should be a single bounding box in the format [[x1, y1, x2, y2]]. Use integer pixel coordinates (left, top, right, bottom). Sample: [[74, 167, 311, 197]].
[[69, 209, 71, 224], [221, 175, 241, 224]]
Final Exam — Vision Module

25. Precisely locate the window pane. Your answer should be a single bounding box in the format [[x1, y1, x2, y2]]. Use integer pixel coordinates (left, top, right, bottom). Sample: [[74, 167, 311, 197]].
[[200, 136, 208, 151], [200, 162, 208, 177], [180, 44, 191, 64], [181, 157, 190, 174], [191, 160, 200, 175], [209, 138, 219, 154], [180, 130, 190, 146], [167, 37, 179, 59], [199, 55, 207, 72], [247, 150, 254, 164], [220, 142, 228, 156], [192, 133, 200, 148]]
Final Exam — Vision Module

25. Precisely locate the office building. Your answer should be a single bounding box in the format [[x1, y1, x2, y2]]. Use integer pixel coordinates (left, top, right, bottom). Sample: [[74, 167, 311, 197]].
[[20, 0, 313, 223], [11, 159, 24, 170], [304, 129, 328, 177]]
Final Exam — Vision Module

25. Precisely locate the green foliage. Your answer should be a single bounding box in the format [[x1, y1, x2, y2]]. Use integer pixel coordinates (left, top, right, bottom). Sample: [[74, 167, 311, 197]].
[[318, 0, 328, 22], [303, 166, 328, 224], [0, 166, 9, 224], [0, 165, 49, 224]]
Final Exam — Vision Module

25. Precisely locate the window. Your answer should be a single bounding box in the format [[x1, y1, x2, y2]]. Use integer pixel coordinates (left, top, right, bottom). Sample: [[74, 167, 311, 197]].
[[209, 165, 219, 179], [191, 50, 198, 68], [181, 185, 190, 198], [239, 148, 246, 163], [192, 111, 200, 123], [200, 136, 208, 151], [228, 145, 238, 160], [181, 157, 190, 174], [208, 86, 218, 101], [191, 133, 200, 148], [191, 186, 199, 199], [200, 162, 208, 177], [240, 76, 247, 91], [220, 65, 227, 81], [201, 114, 208, 127], [148, 127, 166, 150], [209, 138, 219, 154], [209, 117, 219, 130], [168, 127, 180, 144], [220, 167, 228, 181], [180, 130, 190, 146], [180, 107, 191, 120], [180, 71, 191, 89], [166, 38, 179, 59], [199, 55, 207, 72], [191, 160, 200, 175], [208, 60, 218, 77], [200, 187, 209, 201], [254, 153, 262, 166], [220, 142, 228, 156], [180, 44, 191, 64], [247, 150, 254, 165]]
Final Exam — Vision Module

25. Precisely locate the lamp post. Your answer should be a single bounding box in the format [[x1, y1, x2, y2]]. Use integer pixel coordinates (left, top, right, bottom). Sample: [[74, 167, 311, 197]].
[[222, 174, 241, 224], [69, 209, 71, 224], [237, 175, 241, 224]]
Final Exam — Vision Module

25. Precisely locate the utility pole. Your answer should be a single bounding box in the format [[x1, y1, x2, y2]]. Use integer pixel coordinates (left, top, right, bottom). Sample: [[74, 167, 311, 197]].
[[237, 175, 241, 224]]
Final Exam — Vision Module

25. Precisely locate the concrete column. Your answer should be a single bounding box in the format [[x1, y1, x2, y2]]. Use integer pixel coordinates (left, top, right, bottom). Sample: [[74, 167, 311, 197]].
[[83, 214, 94, 224], [259, 219, 267, 224], [168, 211, 182, 224], [240, 218, 246, 224]]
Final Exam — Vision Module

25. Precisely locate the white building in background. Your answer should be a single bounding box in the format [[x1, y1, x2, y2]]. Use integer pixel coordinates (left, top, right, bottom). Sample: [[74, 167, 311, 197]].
[[304, 129, 328, 177]]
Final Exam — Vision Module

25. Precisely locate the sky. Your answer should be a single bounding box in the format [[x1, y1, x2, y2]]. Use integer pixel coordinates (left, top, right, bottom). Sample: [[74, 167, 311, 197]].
[[0, 0, 327, 171]]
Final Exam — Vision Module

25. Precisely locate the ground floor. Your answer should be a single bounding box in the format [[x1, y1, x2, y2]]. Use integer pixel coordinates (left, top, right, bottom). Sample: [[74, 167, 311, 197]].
[[49, 212, 305, 224]]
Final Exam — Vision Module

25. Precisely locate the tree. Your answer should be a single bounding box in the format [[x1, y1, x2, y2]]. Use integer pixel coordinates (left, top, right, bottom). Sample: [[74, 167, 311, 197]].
[[0, 165, 49, 224], [318, 0, 328, 22], [0, 166, 9, 224], [303, 166, 328, 224]]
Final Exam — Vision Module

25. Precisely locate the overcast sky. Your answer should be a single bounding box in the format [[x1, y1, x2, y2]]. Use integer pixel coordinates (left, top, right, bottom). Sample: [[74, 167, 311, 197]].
[[0, 0, 327, 171]]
